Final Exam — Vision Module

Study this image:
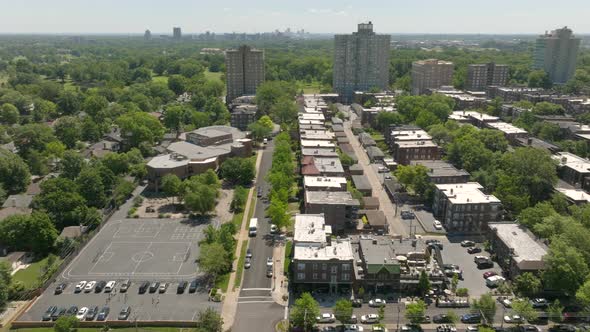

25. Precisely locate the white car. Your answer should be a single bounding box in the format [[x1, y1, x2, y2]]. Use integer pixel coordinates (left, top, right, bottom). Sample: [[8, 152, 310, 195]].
[[504, 315, 524, 324], [466, 326, 478, 332], [368, 298, 386, 307], [344, 325, 364, 332], [75, 307, 88, 320], [372, 327, 388, 332], [361, 314, 380, 323], [316, 313, 336, 323], [84, 281, 96, 292], [433, 220, 443, 230], [74, 281, 87, 293], [104, 280, 116, 293], [270, 224, 278, 234], [266, 257, 273, 267], [500, 298, 512, 308]]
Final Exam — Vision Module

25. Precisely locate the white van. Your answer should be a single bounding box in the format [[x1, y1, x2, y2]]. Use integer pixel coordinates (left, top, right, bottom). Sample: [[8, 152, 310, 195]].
[[248, 218, 258, 237], [486, 275, 505, 287]]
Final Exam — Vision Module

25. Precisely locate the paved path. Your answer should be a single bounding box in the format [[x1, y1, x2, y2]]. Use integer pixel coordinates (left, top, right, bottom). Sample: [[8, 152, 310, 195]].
[[343, 118, 408, 237]]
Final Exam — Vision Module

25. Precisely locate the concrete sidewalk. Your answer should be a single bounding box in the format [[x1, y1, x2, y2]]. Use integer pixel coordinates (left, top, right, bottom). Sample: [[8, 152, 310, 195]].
[[221, 148, 264, 330], [271, 240, 289, 306]]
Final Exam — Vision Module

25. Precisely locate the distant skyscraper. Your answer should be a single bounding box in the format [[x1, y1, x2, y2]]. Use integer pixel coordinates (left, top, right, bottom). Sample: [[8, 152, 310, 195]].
[[225, 45, 265, 104], [173, 27, 182, 39], [533, 26, 580, 84], [333, 22, 390, 103], [411, 59, 454, 95], [466, 63, 509, 91], [144, 29, 152, 41]]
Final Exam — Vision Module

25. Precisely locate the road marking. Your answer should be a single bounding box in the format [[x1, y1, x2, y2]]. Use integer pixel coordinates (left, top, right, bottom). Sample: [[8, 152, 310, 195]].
[[238, 296, 273, 299], [242, 288, 272, 291], [237, 300, 275, 304]]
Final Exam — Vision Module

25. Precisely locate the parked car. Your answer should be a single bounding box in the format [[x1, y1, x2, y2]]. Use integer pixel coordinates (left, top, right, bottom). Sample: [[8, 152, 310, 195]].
[[104, 280, 116, 293], [257, 188, 263, 197], [54, 283, 67, 295], [66, 306, 78, 316], [118, 306, 131, 320], [322, 327, 337, 332], [95, 280, 106, 293], [42, 306, 57, 321], [401, 210, 415, 219], [244, 257, 252, 269], [352, 299, 362, 307], [486, 275, 506, 287], [76, 307, 88, 320], [344, 325, 364, 332], [467, 326, 479, 332], [368, 298, 386, 307], [520, 325, 541, 332], [149, 281, 160, 293], [120, 279, 131, 293], [189, 279, 198, 293], [270, 224, 278, 234], [461, 313, 481, 324], [483, 271, 498, 279], [549, 325, 577, 332], [84, 281, 96, 292], [266, 257, 273, 267], [74, 281, 87, 293], [350, 314, 357, 323], [246, 249, 253, 259], [372, 327, 388, 332], [97, 306, 110, 321], [138, 281, 149, 294], [426, 239, 444, 250], [266, 267, 273, 278], [52, 307, 66, 321], [461, 240, 476, 247], [433, 314, 452, 323], [85, 306, 99, 321], [317, 313, 336, 323], [436, 325, 457, 332], [531, 298, 549, 308], [433, 220, 443, 230], [504, 315, 524, 324], [499, 297, 512, 308], [177, 281, 187, 294], [361, 314, 380, 324], [158, 282, 168, 293], [467, 247, 482, 254]]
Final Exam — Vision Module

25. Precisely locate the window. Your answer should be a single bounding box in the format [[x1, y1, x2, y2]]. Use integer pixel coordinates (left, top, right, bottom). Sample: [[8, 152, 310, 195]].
[[297, 273, 305, 280], [342, 264, 351, 271], [331, 266, 338, 273], [313, 263, 318, 270], [313, 273, 319, 280], [322, 273, 327, 280], [297, 263, 305, 271], [322, 263, 327, 270], [342, 273, 350, 281]]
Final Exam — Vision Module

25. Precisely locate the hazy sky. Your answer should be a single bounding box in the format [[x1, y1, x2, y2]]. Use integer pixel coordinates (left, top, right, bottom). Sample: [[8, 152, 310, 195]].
[[2, 0, 589, 34]]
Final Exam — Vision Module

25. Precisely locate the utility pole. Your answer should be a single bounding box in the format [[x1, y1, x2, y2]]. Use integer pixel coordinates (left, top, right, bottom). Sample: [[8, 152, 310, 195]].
[[397, 305, 401, 331]]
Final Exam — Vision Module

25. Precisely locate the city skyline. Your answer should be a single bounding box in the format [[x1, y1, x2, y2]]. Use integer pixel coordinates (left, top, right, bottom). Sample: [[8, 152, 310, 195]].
[[2, 0, 590, 34]]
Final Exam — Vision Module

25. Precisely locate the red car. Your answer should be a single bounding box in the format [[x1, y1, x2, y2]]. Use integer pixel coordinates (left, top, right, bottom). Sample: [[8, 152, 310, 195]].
[[483, 271, 497, 279]]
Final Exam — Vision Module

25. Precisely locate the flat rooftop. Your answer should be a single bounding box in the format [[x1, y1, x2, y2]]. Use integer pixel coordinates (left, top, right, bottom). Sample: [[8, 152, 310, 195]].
[[556, 188, 590, 203], [396, 140, 438, 148], [293, 239, 354, 261], [410, 160, 470, 178], [351, 175, 372, 191], [390, 129, 431, 141], [299, 119, 324, 125], [300, 140, 336, 148], [489, 223, 547, 264], [435, 182, 501, 204], [312, 157, 344, 174], [294, 214, 331, 244], [305, 191, 360, 206], [304, 176, 347, 189], [554, 152, 590, 174], [452, 111, 499, 122], [147, 154, 189, 169], [299, 113, 325, 121], [167, 141, 232, 160], [301, 148, 339, 157], [300, 130, 335, 141], [486, 122, 528, 134]]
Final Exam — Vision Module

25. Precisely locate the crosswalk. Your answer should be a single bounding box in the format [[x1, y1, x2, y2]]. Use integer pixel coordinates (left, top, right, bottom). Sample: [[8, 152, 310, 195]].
[[238, 288, 274, 304]]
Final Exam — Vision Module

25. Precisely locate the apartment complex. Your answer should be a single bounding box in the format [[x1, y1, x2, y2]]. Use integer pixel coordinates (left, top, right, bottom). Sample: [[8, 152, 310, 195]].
[[553, 152, 590, 191], [466, 63, 509, 91], [225, 45, 265, 104], [333, 22, 390, 103], [433, 182, 502, 234], [229, 104, 257, 131], [172, 27, 182, 39], [411, 59, 454, 95], [409, 160, 470, 184], [292, 214, 355, 293], [533, 26, 580, 84], [388, 127, 440, 165], [304, 191, 360, 230]]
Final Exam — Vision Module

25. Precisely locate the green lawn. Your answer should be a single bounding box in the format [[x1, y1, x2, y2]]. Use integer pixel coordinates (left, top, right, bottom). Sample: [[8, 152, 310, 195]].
[[215, 272, 230, 293], [283, 241, 292, 277], [13, 256, 62, 289], [204, 70, 223, 82], [233, 240, 249, 290]]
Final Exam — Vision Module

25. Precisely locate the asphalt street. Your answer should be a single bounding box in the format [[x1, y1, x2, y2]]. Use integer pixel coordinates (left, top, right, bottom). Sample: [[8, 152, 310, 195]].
[[233, 140, 285, 332]]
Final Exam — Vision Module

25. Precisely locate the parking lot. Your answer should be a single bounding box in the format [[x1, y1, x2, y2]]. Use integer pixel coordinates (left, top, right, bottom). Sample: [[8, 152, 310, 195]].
[[18, 218, 220, 322]]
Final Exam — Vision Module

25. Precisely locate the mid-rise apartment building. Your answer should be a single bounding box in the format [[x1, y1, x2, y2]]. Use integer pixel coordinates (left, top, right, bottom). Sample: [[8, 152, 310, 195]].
[[411, 59, 454, 95], [173, 27, 182, 39], [225, 45, 265, 104], [553, 152, 590, 191], [388, 127, 439, 165], [304, 191, 360, 230], [433, 182, 502, 234], [534, 26, 580, 84], [333, 22, 390, 103], [466, 63, 509, 91], [230, 104, 257, 131], [410, 160, 470, 184]]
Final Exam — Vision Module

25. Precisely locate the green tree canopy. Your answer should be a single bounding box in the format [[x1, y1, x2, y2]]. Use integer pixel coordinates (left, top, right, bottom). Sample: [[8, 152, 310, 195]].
[[291, 292, 320, 330]]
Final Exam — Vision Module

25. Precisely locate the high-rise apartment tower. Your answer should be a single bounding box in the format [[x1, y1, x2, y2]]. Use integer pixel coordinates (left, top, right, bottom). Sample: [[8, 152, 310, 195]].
[[225, 45, 265, 104], [533, 26, 580, 84]]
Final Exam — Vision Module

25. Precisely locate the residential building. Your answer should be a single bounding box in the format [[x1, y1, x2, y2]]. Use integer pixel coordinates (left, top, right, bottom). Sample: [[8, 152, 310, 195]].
[[144, 29, 152, 40], [433, 182, 502, 234], [358, 132, 376, 147], [427, 86, 488, 110], [411, 59, 454, 95], [466, 63, 509, 91], [230, 104, 257, 131], [303, 176, 347, 192], [292, 214, 355, 293], [359, 210, 388, 234], [304, 191, 360, 230], [410, 160, 470, 184], [485, 122, 529, 144], [366, 146, 385, 163], [392, 140, 439, 165], [333, 22, 390, 103], [301, 156, 344, 177], [555, 188, 590, 205], [351, 175, 372, 196], [488, 223, 548, 278], [146, 126, 252, 190], [450, 111, 499, 128], [486, 86, 543, 103], [514, 137, 561, 154], [533, 26, 580, 84], [300, 140, 336, 149], [173, 27, 182, 39], [301, 148, 339, 158], [300, 130, 335, 141], [225, 45, 265, 104], [553, 152, 590, 191]]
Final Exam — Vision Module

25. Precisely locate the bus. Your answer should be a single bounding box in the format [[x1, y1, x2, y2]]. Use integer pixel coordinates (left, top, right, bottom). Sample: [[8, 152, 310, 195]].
[[248, 218, 258, 237]]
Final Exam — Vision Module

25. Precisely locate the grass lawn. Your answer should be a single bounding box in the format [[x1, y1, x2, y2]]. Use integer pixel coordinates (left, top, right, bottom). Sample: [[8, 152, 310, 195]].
[[204, 70, 222, 82], [247, 196, 257, 224], [231, 212, 244, 230], [152, 75, 168, 84], [283, 241, 292, 277], [296, 80, 322, 94], [233, 240, 249, 290], [215, 272, 230, 293], [13, 256, 61, 289]]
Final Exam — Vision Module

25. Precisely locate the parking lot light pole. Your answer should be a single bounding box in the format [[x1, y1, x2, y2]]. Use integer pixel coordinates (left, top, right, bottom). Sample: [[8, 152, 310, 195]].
[[396, 306, 400, 331]]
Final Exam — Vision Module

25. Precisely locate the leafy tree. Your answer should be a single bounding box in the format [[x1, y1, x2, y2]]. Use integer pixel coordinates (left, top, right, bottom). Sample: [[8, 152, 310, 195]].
[[395, 165, 431, 197], [0, 149, 31, 193], [333, 299, 353, 324], [220, 157, 255, 186], [53, 116, 82, 148], [533, 102, 564, 115], [543, 238, 589, 295], [230, 186, 248, 213], [270, 97, 298, 124], [82, 95, 108, 118], [445, 311, 459, 324], [375, 111, 403, 132], [405, 300, 427, 325], [116, 111, 165, 150], [14, 123, 57, 158], [34, 177, 86, 228], [518, 202, 557, 229], [528, 70, 552, 89], [255, 81, 296, 116], [57, 90, 83, 115], [513, 272, 542, 298], [76, 167, 106, 208], [267, 196, 291, 229], [0, 103, 19, 124], [60, 150, 85, 179], [195, 307, 223, 332], [161, 174, 182, 201], [416, 270, 431, 296], [102, 152, 130, 175], [548, 299, 564, 323], [0, 212, 57, 254], [291, 292, 320, 331], [471, 293, 496, 324], [511, 299, 538, 323], [54, 315, 79, 332], [199, 242, 231, 278], [248, 122, 273, 142]]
